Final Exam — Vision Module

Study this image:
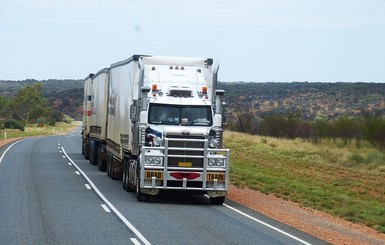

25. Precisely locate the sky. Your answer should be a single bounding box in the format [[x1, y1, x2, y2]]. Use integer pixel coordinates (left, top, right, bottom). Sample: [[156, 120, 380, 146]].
[[1, 0, 385, 82]]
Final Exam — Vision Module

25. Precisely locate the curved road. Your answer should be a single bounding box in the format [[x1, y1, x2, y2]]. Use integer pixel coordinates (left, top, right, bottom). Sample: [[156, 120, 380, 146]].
[[0, 129, 327, 245]]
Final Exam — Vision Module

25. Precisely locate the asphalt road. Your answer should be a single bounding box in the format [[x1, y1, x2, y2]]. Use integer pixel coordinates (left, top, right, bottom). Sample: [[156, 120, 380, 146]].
[[0, 129, 328, 245]]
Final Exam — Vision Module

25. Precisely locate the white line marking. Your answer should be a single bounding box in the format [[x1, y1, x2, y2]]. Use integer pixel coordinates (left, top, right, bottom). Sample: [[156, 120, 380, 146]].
[[85, 184, 91, 190], [62, 156, 66, 159], [61, 147, 151, 245], [59, 150, 62, 153], [75, 171, 80, 175], [101, 204, 111, 213], [68, 162, 72, 166], [130, 238, 141, 245], [223, 203, 313, 245], [0, 140, 25, 164]]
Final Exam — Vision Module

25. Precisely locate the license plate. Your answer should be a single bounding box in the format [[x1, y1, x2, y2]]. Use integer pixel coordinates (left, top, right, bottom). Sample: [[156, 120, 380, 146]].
[[178, 162, 192, 167], [145, 171, 163, 179], [207, 173, 225, 182]]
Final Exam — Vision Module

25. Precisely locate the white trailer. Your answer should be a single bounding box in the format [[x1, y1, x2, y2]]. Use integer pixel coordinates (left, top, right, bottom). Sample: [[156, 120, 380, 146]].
[[88, 68, 110, 170], [82, 73, 93, 159]]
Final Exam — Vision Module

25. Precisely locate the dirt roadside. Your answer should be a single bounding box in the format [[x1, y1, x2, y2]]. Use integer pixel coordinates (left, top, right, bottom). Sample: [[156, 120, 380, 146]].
[[1, 137, 385, 245]]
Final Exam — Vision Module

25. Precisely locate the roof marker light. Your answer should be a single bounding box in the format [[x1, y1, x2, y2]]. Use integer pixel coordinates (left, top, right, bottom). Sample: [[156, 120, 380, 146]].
[[202, 86, 208, 94]]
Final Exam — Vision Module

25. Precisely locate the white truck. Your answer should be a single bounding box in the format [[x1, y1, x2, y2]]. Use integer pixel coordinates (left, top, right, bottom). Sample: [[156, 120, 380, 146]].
[[81, 73, 93, 159], [83, 55, 229, 204], [88, 68, 110, 171]]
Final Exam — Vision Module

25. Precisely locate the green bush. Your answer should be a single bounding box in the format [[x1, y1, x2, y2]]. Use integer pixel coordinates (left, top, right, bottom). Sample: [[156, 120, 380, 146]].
[[4, 119, 25, 131]]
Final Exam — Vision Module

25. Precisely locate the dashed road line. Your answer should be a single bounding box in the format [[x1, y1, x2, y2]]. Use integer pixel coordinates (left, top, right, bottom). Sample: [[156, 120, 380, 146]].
[[101, 204, 111, 213], [61, 147, 151, 245]]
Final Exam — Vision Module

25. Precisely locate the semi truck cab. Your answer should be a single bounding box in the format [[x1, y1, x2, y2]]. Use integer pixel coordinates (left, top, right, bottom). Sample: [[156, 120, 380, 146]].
[[134, 63, 229, 204]]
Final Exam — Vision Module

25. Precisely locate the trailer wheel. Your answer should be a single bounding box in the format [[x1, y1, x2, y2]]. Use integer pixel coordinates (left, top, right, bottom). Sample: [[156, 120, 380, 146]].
[[106, 154, 111, 177], [97, 146, 106, 172], [84, 141, 90, 160], [122, 158, 127, 190], [210, 196, 225, 205], [136, 179, 149, 202]]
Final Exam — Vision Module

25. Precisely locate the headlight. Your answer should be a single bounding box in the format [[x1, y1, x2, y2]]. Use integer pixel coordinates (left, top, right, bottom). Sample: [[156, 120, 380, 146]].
[[209, 138, 219, 148], [153, 136, 163, 146], [208, 158, 225, 168], [145, 156, 163, 166]]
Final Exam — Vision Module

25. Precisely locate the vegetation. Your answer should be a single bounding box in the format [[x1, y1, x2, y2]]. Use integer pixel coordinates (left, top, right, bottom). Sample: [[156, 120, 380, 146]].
[[0, 79, 83, 121], [228, 110, 385, 152], [0, 122, 76, 139], [220, 82, 385, 120], [224, 131, 385, 233]]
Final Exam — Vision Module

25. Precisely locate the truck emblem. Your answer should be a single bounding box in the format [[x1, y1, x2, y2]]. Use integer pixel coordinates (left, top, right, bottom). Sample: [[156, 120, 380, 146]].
[[182, 130, 190, 136]]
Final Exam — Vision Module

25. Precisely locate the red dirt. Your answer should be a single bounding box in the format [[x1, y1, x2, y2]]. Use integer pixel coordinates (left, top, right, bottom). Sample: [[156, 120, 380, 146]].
[[227, 185, 385, 245]]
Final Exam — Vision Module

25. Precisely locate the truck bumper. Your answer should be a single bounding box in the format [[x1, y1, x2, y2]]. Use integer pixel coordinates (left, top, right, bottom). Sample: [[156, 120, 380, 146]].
[[139, 144, 230, 197]]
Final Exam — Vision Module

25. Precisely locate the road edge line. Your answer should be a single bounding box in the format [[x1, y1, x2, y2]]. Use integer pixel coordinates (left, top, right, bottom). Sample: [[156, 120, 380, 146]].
[[223, 203, 313, 245], [0, 139, 24, 164]]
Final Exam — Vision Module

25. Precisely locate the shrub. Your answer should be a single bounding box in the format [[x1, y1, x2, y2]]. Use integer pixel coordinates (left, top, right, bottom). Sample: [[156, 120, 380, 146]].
[[4, 119, 25, 131]]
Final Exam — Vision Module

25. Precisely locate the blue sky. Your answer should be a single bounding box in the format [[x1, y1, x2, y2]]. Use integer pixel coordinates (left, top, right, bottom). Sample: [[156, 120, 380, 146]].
[[1, 0, 384, 82]]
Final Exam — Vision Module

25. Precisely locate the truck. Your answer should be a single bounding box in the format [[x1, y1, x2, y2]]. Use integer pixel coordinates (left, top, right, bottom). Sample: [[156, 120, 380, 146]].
[[83, 55, 229, 204], [88, 68, 110, 172], [81, 73, 93, 159]]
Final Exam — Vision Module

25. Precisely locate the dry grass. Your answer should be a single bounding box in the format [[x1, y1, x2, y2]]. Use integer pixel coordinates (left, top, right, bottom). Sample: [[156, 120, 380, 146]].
[[224, 131, 385, 233], [0, 122, 76, 140]]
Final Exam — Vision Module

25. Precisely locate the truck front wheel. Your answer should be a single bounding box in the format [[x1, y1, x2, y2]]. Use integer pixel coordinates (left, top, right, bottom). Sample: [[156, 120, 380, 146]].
[[136, 179, 149, 202], [123, 158, 132, 191], [210, 196, 225, 205]]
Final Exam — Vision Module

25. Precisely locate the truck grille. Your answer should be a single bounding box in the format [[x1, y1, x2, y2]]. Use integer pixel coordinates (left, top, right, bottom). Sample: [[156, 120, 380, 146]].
[[166, 135, 206, 168]]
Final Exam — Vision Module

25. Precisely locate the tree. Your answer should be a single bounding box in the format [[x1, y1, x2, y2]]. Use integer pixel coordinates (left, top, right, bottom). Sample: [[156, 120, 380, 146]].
[[365, 117, 385, 152], [286, 109, 301, 139], [260, 115, 287, 138], [10, 83, 51, 126], [233, 108, 256, 133], [0, 95, 11, 117]]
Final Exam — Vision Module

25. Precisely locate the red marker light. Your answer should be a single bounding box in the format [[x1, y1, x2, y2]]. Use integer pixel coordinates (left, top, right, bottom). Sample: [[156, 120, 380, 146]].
[[170, 172, 200, 180]]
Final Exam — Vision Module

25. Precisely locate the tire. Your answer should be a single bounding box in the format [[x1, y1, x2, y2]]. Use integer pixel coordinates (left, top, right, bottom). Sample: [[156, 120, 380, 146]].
[[106, 154, 111, 177], [136, 178, 149, 202], [84, 141, 90, 160], [89, 142, 98, 166], [110, 157, 122, 180], [111, 162, 118, 180], [210, 196, 225, 205], [122, 159, 127, 190], [81, 140, 85, 155], [97, 146, 107, 172]]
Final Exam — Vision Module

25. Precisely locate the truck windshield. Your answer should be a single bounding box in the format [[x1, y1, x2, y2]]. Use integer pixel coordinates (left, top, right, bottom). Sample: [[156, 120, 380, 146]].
[[148, 104, 212, 126]]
